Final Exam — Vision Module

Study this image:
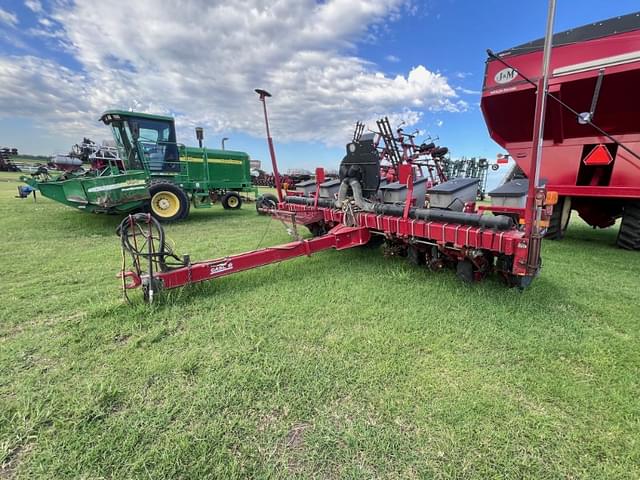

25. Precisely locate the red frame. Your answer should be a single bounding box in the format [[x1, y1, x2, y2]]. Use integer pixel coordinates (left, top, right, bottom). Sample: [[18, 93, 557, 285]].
[[122, 200, 532, 293], [123, 224, 371, 291], [280, 202, 530, 275]]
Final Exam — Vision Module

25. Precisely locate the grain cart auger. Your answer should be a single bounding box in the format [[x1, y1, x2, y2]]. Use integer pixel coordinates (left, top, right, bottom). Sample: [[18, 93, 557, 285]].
[[118, 0, 560, 302]]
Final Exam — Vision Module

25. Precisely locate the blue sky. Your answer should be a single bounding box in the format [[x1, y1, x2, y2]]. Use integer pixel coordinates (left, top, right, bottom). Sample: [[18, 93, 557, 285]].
[[0, 0, 638, 178]]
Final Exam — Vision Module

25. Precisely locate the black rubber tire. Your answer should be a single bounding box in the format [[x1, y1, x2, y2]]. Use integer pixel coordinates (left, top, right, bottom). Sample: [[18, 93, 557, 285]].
[[363, 234, 385, 249], [545, 196, 572, 240], [616, 201, 640, 250], [407, 245, 425, 266], [307, 222, 327, 237], [178, 195, 191, 220], [510, 274, 535, 290], [497, 254, 539, 289], [222, 191, 242, 210], [456, 260, 474, 283], [148, 182, 189, 223], [256, 193, 278, 215]]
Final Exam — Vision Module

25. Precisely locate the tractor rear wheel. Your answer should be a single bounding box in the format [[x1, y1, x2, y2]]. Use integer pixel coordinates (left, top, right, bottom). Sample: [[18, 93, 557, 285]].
[[617, 201, 640, 250], [256, 193, 278, 215], [222, 191, 242, 210], [545, 196, 571, 240], [149, 182, 189, 222]]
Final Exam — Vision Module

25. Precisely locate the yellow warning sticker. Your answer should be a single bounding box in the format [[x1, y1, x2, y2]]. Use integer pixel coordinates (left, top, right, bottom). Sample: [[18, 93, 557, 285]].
[[186, 157, 243, 165]]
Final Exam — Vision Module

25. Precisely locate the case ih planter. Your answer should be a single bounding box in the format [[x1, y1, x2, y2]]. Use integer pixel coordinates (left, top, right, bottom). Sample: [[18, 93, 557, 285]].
[[116, 2, 567, 303], [118, 77, 554, 301]]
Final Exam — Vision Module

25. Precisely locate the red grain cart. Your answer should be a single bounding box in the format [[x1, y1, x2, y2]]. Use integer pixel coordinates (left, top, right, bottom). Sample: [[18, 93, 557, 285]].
[[482, 12, 640, 248]]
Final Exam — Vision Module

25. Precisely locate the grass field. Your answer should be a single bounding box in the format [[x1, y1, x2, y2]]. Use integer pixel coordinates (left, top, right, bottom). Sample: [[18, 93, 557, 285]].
[[1, 171, 639, 479]]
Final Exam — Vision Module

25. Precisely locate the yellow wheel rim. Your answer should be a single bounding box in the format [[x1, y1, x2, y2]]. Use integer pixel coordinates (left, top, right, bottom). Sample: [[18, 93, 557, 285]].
[[151, 191, 180, 218], [227, 195, 239, 208]]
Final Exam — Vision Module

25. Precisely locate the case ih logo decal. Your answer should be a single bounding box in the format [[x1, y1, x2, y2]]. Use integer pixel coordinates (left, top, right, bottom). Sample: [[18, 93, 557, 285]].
[[210, 261, 234, 275], [494, 67, 518, 84]]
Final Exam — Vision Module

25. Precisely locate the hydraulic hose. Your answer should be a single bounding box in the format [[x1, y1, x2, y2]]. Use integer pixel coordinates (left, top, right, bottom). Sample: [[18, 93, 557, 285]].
[[285, 196, 335, 208], [368, 203, 514, 230]]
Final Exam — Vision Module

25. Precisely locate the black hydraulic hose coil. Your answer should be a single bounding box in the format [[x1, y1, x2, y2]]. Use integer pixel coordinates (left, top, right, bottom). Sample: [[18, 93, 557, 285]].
[[284, 194, 514, 231], [369, 202, 513, 230], [284, 196, 335, 208]]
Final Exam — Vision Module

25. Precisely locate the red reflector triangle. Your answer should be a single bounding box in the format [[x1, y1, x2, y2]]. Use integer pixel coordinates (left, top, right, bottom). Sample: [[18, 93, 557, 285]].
[[583, 144, 613, 166]]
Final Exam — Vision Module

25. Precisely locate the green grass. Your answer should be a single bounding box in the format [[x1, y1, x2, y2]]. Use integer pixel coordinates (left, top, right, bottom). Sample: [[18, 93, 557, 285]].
[[1, 171, 639, 479]]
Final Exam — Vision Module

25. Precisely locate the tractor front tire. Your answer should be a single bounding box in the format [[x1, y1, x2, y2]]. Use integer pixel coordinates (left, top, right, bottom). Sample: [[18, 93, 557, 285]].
[[222, 191, 242, 210], [617, 201, 640, 250], [149, 182, 189, 222], [545, 196, 571, 240]]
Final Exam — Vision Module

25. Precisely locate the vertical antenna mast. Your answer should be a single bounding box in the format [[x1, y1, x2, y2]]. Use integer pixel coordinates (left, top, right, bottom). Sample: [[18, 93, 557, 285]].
[[525, 0, 557, 267], [255, 89, 283, 202]]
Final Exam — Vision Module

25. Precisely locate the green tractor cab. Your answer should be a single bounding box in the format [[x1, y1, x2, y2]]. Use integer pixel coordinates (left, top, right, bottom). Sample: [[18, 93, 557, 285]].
[[22, 110, 257, 222]]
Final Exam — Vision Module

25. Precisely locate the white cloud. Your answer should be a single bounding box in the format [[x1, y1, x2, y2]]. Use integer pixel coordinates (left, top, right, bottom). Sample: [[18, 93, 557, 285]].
[[0, 56, 103, 138], [385, 54, 400, 63], [25, 0, 43, 13], [0, 0, 463, 147], [455, 86, 481, 95], [435, 119, 444, 127], [455, 71, 471, 79], [0, 8, 18, 26]]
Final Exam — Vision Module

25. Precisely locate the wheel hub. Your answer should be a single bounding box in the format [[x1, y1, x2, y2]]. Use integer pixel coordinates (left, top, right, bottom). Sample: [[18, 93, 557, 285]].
[[151, 191, 180, 218]]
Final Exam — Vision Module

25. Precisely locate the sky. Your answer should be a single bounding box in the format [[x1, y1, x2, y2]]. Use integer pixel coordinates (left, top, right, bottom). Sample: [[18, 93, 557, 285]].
[[0, 0, 638, 177]]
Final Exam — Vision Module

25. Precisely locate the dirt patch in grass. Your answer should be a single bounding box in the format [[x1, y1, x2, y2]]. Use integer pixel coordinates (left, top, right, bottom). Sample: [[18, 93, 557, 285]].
[[1, 444, 32, 480], [285, 423, 309, 449], [277, 422, 312, 474], [113, 333, 130, 344]]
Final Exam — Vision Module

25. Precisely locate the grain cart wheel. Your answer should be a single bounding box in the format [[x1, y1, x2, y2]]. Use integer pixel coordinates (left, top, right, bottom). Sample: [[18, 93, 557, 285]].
[[222, 191, 242, 210], [149, 182, 189, 222], [617, 201, 640, 250], [256, 193, 278, 215], [545, 196, 571, 240]]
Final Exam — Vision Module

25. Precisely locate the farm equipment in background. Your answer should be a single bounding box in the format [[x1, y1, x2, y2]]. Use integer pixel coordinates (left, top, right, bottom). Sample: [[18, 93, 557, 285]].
[[351, 118, 504, 201], [482, 10, 640, 248], [444, 157, 494, 200], [21, 111, 257, 222], [1, 148, 20, 172], [48, 138, 122, 173], [370, 117, 450, 188]]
